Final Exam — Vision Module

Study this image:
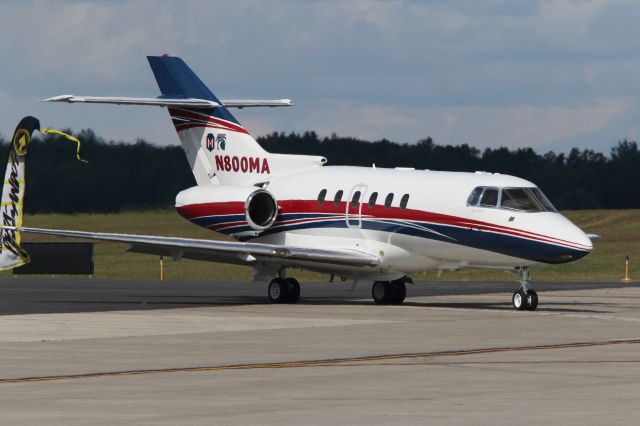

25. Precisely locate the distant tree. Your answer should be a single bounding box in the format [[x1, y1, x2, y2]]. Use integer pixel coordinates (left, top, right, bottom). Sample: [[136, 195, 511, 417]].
[[0, 128, 638, 212], [603, 140, 640, 208], [257, 133, 640, 210], [0, 129, 194, 213]]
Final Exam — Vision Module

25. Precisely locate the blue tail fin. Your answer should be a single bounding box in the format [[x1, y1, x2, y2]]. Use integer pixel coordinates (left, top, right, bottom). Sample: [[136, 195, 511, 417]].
[[147, 55, 239, 125]]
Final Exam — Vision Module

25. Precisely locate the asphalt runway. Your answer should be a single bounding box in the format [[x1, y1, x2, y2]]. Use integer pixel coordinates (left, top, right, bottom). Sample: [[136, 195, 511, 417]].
[[1, 278, 639, 425], [0, 277, 631, 315]]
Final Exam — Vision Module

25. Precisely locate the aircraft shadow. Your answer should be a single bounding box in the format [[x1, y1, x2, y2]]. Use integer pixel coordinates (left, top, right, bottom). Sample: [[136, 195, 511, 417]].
[[401, 300, 611, 313], [11, 296, 613, 315], [295, 298, 611, 314]]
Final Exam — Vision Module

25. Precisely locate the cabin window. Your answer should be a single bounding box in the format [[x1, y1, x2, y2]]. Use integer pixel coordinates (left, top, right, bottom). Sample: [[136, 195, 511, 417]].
[[384, 193, 394, 208], [333, 190, 344, 206], [467, 187, 483, 206], [368, 192, 378, 208], [479, 188, 499, 207], [317, 189, 327, 205], [350, 191, 361, 208], [400, 194, 410, 209]]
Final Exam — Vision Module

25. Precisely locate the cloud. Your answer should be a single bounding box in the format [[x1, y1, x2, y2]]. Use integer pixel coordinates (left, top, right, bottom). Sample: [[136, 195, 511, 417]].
[[1, 0, 640, 152], [274, 96, 635, 150]]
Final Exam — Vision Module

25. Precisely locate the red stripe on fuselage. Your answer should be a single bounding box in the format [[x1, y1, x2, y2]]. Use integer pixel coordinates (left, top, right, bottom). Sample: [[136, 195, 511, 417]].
[[177, 202, 244, 220], [176, 200, 589, 250], [275, 200, 590, 250]]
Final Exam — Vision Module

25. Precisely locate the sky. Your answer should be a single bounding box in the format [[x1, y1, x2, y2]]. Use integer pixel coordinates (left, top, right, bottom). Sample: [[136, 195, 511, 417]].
[[1, 0, 640, 153]]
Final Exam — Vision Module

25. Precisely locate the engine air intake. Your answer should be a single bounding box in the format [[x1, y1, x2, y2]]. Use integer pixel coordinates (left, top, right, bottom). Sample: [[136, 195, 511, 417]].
[[245, 189, 278, 230]]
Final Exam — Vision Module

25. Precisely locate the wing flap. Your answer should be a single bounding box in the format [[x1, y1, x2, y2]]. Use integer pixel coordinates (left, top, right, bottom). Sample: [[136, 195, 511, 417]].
[[126, 244, 253, 266], [5, 226, 379, 268]]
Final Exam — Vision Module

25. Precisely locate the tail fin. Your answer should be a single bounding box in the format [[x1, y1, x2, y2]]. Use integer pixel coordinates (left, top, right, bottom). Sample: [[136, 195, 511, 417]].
[[147, 55, 325, 186]]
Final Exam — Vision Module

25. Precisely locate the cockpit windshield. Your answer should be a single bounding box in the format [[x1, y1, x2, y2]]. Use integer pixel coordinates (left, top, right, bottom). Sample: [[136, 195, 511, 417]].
[[529, 188, 557, 212], [466, 186, 557, 212], [501, 188, 543, 211]]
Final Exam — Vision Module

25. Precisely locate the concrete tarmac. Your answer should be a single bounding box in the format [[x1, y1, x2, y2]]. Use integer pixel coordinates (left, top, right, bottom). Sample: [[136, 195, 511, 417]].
[[0, 278, 639, 425]]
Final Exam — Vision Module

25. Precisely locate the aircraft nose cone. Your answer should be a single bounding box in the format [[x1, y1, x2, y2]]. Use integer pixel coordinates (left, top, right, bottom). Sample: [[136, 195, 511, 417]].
[[556, 220, 593, 263], [567, 217, 593, 250], [577, 231, 593, 252]]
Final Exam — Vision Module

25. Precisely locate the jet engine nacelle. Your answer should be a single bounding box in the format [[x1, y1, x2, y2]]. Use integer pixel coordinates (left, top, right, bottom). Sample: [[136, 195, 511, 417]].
[[175, 185, 278, 236]]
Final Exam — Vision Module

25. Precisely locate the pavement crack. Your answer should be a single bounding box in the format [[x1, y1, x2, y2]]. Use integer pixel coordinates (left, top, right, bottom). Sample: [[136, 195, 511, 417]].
[[1, 338, 639, 384]]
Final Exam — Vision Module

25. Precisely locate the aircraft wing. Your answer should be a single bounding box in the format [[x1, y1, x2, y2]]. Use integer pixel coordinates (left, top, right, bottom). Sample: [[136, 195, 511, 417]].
[[5, 226, 379, 268], [43, 95, 293, 109]]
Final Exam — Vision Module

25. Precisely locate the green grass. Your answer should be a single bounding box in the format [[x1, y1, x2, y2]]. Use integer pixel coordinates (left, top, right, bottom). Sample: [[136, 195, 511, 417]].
[[5, 209, 639, 282]]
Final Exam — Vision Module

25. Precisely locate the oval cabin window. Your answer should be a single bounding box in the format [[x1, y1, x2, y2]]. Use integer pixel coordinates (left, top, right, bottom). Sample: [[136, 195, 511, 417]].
[[384, 193, 394, 208], [400, 194, 409, 209], [317, 189, 327, 205]]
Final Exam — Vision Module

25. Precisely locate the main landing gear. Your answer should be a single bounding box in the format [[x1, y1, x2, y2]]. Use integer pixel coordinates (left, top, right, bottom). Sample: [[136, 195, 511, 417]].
[[511, 267, 538, 311], [372, 279, 407, 305], [268, 277, 301, 304]]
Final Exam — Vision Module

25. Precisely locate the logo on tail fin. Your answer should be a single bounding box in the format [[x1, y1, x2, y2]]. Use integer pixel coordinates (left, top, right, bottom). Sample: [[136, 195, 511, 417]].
[[205, 133, 226, 152], [216, 134, 226, 150], [206, 133, 215, 152]]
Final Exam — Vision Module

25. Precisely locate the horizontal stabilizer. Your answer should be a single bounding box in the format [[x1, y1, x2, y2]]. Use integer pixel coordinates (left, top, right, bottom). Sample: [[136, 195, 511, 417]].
[[220, 99, 293, 108], [43, 95, 293, 108], [43, 95, 218, 108]]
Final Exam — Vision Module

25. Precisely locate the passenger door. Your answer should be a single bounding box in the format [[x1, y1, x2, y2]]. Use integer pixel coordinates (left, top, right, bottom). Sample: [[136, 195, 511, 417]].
[[346, 184, 367, 228]]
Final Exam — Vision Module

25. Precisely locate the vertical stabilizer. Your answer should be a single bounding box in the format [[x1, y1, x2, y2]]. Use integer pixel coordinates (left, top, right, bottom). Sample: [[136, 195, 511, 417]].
[[147, 55, 325, 186]]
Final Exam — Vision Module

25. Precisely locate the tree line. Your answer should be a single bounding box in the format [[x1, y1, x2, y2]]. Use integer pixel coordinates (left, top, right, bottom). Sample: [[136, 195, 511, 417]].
[[0, 129, 638, 213]]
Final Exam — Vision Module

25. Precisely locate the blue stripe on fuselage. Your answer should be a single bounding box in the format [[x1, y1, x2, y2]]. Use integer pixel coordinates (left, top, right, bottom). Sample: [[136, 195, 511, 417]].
[[247, 217, 588, 264], [188, 212, 587, 264]]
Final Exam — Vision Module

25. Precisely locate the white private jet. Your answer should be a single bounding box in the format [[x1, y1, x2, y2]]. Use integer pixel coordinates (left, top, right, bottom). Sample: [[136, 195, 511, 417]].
[[1, 55, 597, 310]]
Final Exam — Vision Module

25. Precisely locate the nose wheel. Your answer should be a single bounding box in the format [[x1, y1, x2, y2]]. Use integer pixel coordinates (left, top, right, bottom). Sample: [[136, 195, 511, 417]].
[[511, 267, 538, 311], [512, 288, 538, 311], [268, 277, 300, 304]]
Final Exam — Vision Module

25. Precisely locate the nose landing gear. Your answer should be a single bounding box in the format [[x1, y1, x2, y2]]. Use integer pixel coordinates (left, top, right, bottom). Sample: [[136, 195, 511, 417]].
[[511, 267, 538, 311]]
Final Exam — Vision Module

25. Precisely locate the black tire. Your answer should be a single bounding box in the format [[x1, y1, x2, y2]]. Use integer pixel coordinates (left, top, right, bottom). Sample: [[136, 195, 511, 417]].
[[372, 281, 390, 304], [512, 289, 527, 311], [525, 290, 538, 311], [268, 278, 290, 304], [389, 280, 406, 305], [284, 278, 300, 304]]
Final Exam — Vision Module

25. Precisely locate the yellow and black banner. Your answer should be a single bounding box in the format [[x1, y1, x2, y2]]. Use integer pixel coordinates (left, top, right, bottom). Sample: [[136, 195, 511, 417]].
[[0, 116, 85, 270]]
